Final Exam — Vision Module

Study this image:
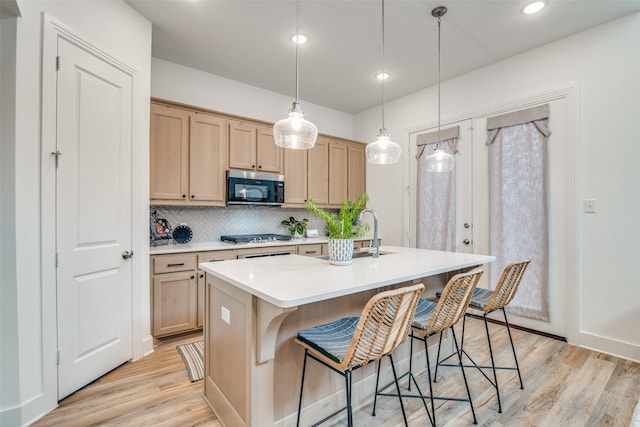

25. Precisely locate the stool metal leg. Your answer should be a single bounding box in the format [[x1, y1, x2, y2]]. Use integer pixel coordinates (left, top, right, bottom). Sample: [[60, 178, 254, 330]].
[[423, 336, 437, 427], [483, 313, 502, 413], [372, 360, 381, 416], [452, 327, 477, 424], [345, 370, 353, 427], [388, 354, 409, 427], [502, 308, 524, 389], [433, 331, 444, 383]]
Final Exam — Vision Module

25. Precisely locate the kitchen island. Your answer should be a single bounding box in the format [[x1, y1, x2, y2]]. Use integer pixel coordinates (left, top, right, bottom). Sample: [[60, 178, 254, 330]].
[[199, 246, 495, 427]]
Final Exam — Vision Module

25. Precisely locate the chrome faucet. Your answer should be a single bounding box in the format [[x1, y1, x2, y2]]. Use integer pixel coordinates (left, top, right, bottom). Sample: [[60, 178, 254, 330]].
[[357, 208, 379, 258]]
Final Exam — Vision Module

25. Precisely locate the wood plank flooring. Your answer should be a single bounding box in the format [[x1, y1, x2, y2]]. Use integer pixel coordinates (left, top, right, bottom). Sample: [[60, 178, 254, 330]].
[[32, 317, 639, 426]]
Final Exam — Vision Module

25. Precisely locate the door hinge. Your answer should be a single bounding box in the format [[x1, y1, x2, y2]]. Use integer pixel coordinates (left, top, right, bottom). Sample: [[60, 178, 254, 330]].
[[56, 56, 60, 71], [55, 252, 59, 268], [51, 151, 62, 168]]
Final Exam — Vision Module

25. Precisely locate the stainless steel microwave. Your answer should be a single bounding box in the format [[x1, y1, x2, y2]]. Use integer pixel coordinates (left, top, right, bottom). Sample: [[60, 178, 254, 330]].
[[226, 169, 285, 206]]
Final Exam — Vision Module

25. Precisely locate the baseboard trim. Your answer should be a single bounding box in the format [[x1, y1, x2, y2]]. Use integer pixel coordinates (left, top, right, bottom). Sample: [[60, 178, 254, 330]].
[[579, 331, 640, 364], [466, 313, 567, 342]]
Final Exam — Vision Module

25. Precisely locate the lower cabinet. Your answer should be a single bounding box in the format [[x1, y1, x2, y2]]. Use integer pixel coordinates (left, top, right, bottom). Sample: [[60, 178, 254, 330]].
[[152, 269, 198, 337], [297, 244, 324, 257], [152, 250, 235, 337]]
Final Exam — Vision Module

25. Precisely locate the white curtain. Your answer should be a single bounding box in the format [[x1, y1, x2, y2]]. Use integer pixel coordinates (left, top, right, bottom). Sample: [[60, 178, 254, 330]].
[[416, 127, 458, 251], [487, 105, 550, 321]]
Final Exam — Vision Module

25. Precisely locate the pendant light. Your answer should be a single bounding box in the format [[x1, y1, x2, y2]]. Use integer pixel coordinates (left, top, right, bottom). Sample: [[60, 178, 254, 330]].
[[366, 0, 401, 165], [273, 0, 318, 149], [424, 6, 455, 173]]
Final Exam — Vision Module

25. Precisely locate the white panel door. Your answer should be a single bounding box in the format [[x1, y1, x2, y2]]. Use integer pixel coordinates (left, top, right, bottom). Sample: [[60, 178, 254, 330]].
[[56, 37, 133, 399]]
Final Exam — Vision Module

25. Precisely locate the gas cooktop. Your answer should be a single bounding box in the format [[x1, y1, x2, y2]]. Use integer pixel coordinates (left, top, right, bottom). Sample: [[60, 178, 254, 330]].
[[220, 234, 292, 244]]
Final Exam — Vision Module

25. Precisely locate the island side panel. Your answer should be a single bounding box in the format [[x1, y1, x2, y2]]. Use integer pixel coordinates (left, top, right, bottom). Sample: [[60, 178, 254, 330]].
[[205, 274, 254, 427]]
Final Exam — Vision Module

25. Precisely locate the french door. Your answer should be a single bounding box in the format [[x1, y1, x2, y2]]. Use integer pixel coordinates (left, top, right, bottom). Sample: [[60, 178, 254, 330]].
[[408, 99, 568, 338]]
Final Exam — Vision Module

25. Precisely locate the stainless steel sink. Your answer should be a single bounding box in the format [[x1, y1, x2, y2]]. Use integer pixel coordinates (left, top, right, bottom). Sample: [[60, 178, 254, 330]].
[[315, 250, 394, 261]]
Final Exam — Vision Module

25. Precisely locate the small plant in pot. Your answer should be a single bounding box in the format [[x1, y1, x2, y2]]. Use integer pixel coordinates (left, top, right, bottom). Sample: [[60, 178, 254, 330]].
[[306, 193, 370, 265], [281, 216, 309, 238]]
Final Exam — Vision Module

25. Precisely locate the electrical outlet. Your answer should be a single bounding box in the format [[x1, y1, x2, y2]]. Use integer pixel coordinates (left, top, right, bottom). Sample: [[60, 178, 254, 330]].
[[584, 199, 597, 213], [221, 306, 231, 324]]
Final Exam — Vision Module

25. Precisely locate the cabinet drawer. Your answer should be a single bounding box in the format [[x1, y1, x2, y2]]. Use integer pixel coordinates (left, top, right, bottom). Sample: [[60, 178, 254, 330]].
[[198, 250, 236, 264], [152, 253, 197, 274], [297, 244, 323, 257]]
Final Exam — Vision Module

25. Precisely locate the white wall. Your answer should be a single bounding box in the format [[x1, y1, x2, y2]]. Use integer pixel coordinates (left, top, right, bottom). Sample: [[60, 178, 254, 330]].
[[151, 57, 354, 140], [0, 1, 151, 425], [354, 13, 640, 361]]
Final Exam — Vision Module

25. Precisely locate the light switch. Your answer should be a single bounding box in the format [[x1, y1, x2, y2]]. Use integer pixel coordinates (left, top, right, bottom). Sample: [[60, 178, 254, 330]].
[[221, 306, 231, 324], [584, 199, 597, 213]]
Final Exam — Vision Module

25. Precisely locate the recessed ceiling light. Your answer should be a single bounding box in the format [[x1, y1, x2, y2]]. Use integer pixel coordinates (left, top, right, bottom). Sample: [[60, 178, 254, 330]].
[[290, 34, 308, 44], [376, 72, 390, 80], [523, 1, 545, 14]]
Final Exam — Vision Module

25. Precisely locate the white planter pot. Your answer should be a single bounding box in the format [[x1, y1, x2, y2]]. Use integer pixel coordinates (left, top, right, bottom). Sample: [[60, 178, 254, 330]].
[[328, 239, 354, 266]]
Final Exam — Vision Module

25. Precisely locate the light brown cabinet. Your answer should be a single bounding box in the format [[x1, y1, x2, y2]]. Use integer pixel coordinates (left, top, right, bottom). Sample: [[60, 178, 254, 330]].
[[328, 141, 348, 206], [150, 102, 227, 206], [152, 250, 236, 336], [283, 146, 308, 206], [307, 137, 330, 205], [297, 244, 323, 257], [229, 120, 282, 173], [151, 253, 198, 337], [348, 142, 366, 200]]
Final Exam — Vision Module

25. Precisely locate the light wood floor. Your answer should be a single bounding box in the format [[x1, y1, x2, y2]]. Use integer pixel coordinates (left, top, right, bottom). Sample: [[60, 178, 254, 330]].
[[32, 317, 639, 426]]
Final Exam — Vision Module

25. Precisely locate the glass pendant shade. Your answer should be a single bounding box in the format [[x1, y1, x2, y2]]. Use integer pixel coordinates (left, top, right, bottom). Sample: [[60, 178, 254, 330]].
[[366, 129, 401, 164], [425, 144, 455, 172], [273, 102, 318, 149]]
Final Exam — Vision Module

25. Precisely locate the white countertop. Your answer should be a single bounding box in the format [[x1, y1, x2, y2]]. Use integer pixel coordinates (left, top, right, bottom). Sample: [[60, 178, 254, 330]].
[[199, 246, 495, 308], [149, 237, 341, 255]]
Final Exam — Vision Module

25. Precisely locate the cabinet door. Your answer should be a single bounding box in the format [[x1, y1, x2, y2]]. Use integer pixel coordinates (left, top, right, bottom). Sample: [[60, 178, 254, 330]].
[[283, 147, 308, 206], [256, 126, 282, 173], [308, 137, 329, 205], [150, 103, 189, 201], [229, 120, 257, 170], [190, 113, 227, 203], [152, 271, 197, 336], [328, 141, 348, 206], [348, 142, 366, 200]]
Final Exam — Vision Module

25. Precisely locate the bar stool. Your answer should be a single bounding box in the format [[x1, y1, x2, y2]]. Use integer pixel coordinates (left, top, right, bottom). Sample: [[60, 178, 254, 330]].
[[433, 260, 531, 413], [295, 283, 424, 427], [375, 268, 484, 427]]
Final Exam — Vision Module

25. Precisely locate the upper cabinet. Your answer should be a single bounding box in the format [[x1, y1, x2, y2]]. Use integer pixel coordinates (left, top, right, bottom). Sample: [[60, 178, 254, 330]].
[[347, 142, 366, 200], [307, 137, 330, 205], [229, 120, 282, 173], [328, 140, 348, 206], [284, 137, 365, 208], [150, 102, 227, 206], [150, 99, 365, 207]]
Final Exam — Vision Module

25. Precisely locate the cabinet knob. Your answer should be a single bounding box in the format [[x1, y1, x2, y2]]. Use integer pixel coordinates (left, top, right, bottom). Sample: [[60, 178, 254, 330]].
[[199, 273, 204, 278], [258, 165, 262, 169], [190, 275, 195, 280], [251, 164, 256, 169], [191, 195, 195, 199], [182, 194, 186, 198], [463, 239, 471, 245]]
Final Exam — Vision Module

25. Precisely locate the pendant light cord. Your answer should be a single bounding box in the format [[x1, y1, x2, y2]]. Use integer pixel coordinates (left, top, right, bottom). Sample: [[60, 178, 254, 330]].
[[295, 0, 300, 104], [381, 0, 386, 132], [437, 14, 441, 147]]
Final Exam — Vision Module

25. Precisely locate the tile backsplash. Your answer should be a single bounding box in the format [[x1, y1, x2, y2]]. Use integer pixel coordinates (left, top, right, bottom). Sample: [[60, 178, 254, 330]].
[[151, 205, 329, 243]]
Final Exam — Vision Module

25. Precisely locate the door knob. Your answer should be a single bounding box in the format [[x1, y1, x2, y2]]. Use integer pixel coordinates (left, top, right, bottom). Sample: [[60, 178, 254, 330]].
[[464, 223, 471, 229], [463, 239, 470, 245], [122, 250, 134, 259]]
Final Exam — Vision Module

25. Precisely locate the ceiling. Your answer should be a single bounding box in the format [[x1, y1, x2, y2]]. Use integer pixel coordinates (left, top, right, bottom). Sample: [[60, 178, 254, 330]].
[[126, 0, 640, 114]]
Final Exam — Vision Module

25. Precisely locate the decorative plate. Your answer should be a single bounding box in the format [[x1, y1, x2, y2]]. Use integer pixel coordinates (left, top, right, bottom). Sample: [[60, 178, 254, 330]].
[[172, 224, 193, 244]]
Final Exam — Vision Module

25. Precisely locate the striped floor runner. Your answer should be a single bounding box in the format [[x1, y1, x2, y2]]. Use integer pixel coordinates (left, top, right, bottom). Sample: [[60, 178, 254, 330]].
[[176, 340, 204, 382]]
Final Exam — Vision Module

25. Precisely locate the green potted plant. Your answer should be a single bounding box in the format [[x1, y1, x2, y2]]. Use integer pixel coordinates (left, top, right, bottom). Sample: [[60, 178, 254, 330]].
[[281, 216, 309, 238], [306, 193, 370, 265]]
